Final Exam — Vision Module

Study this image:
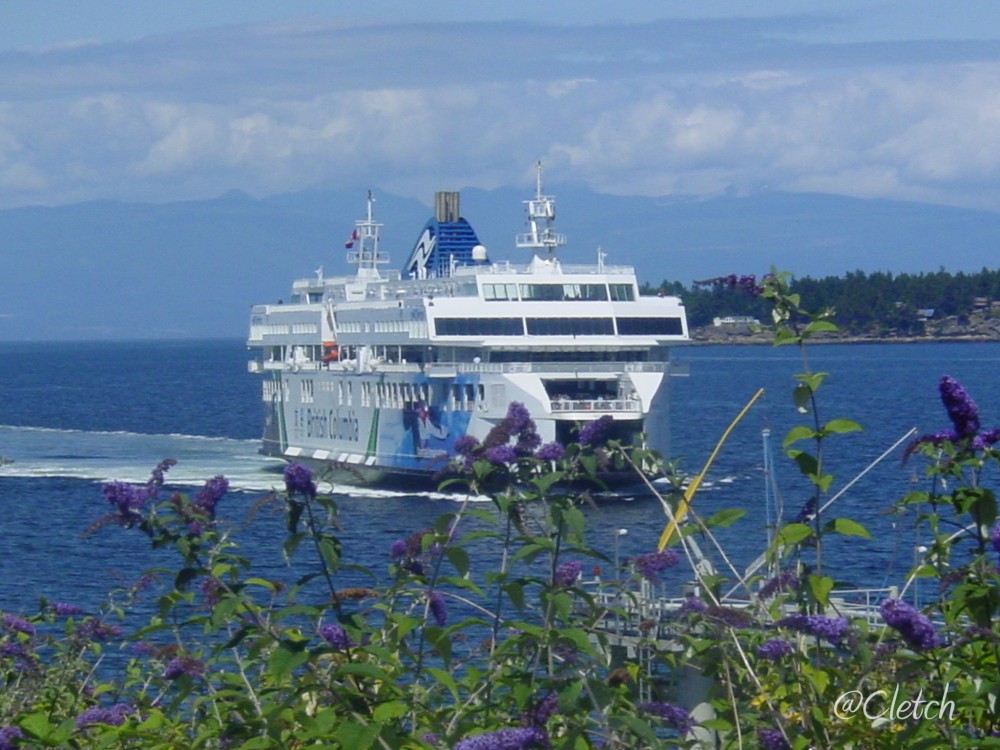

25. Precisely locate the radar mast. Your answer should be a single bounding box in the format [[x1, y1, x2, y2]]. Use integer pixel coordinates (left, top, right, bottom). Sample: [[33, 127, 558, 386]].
[[516, 161, 566, 258], [346, 190, 389, 280]]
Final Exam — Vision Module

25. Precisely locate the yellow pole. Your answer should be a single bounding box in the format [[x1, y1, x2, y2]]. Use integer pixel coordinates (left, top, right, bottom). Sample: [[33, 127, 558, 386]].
[[657, 387, 765, 551]]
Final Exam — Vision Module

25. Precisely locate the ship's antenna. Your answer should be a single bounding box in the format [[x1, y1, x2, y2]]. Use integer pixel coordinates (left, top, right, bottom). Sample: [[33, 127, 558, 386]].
[[515, 161, 566, 257]]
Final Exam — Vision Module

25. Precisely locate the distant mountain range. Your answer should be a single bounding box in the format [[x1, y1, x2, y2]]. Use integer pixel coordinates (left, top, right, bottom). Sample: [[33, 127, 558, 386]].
[[3, 183, 1000, 341]]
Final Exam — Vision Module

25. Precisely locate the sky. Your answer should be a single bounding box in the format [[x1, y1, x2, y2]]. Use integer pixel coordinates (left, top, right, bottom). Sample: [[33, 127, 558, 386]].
[[4, 1, 1000, 211]]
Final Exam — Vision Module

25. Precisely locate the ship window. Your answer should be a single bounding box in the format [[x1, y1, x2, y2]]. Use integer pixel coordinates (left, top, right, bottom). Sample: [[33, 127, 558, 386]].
[[519, 283, 609, 301], [520, 284, 563, 301], [563, 284, 608, 301], [610, 284, 635, 301], [482, 283, 519, 301], [436, 318, 524, 336], [616, 317, 683, 335], [525, 318, 615, 335]]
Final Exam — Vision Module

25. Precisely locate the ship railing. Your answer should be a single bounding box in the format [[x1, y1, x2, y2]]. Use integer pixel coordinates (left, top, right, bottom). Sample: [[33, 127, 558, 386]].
[[583, 582, 900, 637], [248, 360, 324, 373], [369, 362, 422, 373], [427, 361, 670, 375], [452, 262, 634, 276], [551, 398, 641, 413]]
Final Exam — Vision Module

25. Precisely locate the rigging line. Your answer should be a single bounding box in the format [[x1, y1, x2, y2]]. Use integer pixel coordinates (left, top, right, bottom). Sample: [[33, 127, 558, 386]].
[[729, 425, 920, 598]]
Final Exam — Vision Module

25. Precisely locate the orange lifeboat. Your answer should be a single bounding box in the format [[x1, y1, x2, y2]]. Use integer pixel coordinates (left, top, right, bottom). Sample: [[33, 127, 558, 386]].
[[322, 341, 340, 362]]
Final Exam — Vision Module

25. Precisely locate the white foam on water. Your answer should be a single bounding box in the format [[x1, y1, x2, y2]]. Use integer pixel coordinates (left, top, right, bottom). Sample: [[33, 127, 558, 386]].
[[0, 424, 490, 502]]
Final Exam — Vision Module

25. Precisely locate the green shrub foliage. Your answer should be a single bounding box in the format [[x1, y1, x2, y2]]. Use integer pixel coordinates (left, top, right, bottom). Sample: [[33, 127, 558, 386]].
[[2, 270, 999, 748]]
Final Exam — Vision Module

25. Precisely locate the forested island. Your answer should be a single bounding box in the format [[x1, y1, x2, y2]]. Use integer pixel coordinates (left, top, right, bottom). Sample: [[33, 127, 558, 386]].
[[644, 267, 1000, 341]]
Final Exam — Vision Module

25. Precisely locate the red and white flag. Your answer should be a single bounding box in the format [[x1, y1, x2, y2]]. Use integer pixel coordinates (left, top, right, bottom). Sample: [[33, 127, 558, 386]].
[[345, 229, 359, 249]]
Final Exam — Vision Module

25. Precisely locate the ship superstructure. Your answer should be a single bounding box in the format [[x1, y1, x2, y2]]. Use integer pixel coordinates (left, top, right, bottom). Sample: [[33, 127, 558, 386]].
[[247, 166, 689, 484]]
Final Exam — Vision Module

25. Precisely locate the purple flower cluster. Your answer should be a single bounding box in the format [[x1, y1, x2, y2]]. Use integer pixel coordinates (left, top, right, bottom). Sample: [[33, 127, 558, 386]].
[[101, 480, 156, 527], [940, 375, 981, 438], [638, 701, 693, 733], [427, 590, 447, 626], [163, 655, 206, 680], [759, 570, 800, 599], [775, 614, 849, 645], [991, 520, 1000, 558], [756, 728, 791, 750], [679, 596, 708, 615], [634, 550, 680, 582], [521, 692, 559, 727], [454, 435, 481, 456], [535, 442, 565, 462], [77, 618, 122, 643], [75, 703, 132, 729], [283, 462, 316, 498], [456, 403, 569, 469], [705, 605, 754, 629], [390, 527, 442, 575], [908, 375, 1000, 455], [554, 560, 582, 587], [2, 614, 35, 636], [0, 726, 24, 750], [696, 274, 763, 297], [880, 598, 939, 651], [193, 475, 229, 519], [578, 415, 613, 447], [149, 458, 177, 487], [757, 638, 794, 661], [485, 445, 519, 465], [0, 642, 35, 669], [93, 460, 178, 531], [320, 623, 354, 650], [52, 602, 84, 617], [453, 727, 549, 750]]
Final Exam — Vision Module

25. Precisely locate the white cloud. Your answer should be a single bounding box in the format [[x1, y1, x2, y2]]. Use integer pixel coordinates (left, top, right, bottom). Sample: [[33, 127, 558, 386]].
[[1, 17, 1000, 210]]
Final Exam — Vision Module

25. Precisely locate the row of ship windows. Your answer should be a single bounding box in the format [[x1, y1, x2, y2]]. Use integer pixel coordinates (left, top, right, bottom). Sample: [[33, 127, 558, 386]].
[[335, 320, 429, 335], [481, 283, 635, 302], [251, 323, 319, 337], [434, 316, 683, 336], [292, 379, 490, 412]]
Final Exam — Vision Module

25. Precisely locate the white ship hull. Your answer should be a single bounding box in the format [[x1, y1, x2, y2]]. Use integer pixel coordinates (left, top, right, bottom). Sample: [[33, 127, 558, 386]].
[[254, 359, 681, 484]]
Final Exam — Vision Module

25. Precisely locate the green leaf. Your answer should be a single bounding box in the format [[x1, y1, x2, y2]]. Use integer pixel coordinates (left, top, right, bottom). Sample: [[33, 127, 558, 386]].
[[504, 581, 526, 611], [775, 523, 813, 546], [373, 701, 409, 723], [804, 320, 839, 335], [268, 643, 309, 682], [830, 517, 871, 538], [703, 508, 747, 528], [18, 713, 53, 741], [787, 449, 819, 478], [822, 418, 863, 435], [334, 720, 379, 750], [427, 668, 460, 699], [783, 425, 816, 449], [807, 574, 835, 606], [445, 546, 470, 577]]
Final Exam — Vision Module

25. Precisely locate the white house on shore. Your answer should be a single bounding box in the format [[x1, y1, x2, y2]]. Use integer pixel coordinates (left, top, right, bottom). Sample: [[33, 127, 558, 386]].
[[713, 315, 760, 327]]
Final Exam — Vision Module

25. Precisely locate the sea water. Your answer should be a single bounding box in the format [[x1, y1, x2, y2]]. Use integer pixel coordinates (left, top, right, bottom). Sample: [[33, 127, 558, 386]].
[[2, 338, 1000, 615]]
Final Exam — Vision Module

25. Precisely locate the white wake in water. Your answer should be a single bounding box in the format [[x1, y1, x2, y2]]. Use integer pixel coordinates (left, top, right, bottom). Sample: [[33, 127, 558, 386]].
[[0, 425, 482, 502]]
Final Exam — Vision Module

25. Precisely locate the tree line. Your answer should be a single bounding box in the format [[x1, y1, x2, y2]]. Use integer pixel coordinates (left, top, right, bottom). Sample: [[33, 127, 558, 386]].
[[644, 267, 1000, 333]]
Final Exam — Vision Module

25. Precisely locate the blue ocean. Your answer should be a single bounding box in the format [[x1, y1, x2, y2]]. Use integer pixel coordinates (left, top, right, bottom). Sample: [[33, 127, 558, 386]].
[[3, 338, 1000, 615]]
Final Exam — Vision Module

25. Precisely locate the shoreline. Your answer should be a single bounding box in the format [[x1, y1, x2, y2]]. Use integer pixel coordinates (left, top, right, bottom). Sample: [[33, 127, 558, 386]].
[[687, 331, 1000, 346]]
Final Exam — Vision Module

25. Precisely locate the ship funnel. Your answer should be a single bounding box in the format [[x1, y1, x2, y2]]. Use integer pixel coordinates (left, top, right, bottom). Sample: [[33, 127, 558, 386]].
[[435, 191, 460, 222]]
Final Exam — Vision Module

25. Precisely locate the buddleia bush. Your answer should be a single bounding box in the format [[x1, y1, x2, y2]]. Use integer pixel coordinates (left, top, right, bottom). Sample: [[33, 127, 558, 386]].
[[3, 272, 1000, 748]]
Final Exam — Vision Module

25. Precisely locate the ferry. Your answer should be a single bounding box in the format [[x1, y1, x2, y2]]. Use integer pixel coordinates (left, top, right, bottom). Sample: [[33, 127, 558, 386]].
[[246, 165, 689, 485]]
